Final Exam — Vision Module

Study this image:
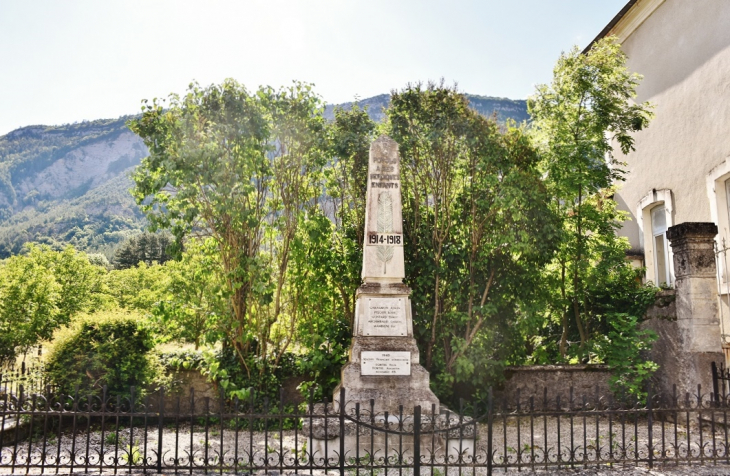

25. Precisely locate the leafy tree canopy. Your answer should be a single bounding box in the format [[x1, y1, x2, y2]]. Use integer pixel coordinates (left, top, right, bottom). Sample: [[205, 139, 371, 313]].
[[0, 244, 113, 363], [387, 82, 560, 400], [129, 80, 328, 378]]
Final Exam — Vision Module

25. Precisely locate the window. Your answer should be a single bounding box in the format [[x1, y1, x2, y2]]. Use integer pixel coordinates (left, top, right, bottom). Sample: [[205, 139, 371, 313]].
[[651, 205, 670, 286], [637, 189, 674, 286]]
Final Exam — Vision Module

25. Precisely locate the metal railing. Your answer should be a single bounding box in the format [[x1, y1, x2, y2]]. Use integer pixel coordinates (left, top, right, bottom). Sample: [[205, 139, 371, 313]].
[[4, 382, 730, 474]]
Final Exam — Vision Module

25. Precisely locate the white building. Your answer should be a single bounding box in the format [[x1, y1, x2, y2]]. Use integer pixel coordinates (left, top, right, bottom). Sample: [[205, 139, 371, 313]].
[[588, 0, 730, 348]]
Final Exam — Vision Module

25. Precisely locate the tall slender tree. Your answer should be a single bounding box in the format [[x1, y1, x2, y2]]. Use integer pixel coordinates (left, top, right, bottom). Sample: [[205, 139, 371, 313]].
[[528, 37, 653, 357]]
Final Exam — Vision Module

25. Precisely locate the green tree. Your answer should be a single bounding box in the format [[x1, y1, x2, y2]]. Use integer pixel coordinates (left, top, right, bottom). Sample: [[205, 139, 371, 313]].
[[107, 261, 170, 311], [265, 104, 377, 398], [388, 83, 473, 370], [326, 104, 376, 248], [0, 244, 111, 363], [289, 213, 357, 398], [129, 80, 326, 377], [112, 232, 174, 269], [154, 238, 228, 349], [387, 83, 559, 401], [527, 37, 655, 361], [323, 104, 378, 324]]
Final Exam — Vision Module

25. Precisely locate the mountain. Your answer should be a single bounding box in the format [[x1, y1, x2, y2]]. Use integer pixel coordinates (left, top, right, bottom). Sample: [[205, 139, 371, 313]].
[[0, 94, 529, 259], [0, 118, 149, 258], [324, 94, 529, 124]]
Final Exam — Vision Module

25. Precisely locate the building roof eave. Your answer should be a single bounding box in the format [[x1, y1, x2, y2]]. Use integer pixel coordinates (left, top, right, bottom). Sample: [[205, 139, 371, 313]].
[[582, 0, 638, 53]]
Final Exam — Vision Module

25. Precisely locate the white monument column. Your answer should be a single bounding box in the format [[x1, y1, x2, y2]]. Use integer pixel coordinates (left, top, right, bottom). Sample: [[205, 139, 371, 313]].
[[334, 135, 440, 414]]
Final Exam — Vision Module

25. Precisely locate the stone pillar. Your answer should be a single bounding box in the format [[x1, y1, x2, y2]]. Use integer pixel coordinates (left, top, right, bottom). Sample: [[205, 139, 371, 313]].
[[666, 222, 723, 397]]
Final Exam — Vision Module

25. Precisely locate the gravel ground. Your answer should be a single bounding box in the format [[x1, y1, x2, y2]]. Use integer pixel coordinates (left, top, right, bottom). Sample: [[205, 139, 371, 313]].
[[490, 466, 730, 475]]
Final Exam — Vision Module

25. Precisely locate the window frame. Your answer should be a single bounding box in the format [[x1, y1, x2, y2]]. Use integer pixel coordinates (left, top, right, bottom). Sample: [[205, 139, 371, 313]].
[[650, 204, 670, 286], [706, 159, 730, 293]]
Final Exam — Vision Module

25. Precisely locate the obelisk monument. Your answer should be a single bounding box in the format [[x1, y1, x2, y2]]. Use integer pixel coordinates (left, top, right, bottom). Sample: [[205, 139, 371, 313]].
[[334, 135, 440, 414]]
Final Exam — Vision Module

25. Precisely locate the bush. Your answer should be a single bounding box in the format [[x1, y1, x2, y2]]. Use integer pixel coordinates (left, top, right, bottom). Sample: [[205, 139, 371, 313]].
[[45, 311, 160, 397], [602, 312, 658, 400], [196, 346, 305, 403]]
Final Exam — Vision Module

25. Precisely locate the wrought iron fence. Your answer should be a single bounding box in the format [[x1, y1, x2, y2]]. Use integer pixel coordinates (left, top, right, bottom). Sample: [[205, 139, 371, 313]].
[[3, 383, 730, 475], [712, 361, 730, 403]]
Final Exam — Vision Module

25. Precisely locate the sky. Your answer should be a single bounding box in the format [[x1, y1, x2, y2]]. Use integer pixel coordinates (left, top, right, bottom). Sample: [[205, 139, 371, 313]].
[[0, 0, 626, 136]]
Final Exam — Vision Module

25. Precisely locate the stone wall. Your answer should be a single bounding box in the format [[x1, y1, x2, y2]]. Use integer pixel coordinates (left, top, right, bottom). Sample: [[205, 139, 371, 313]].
[[645, 289, 677, 320], [500, 365, 611, 403], [641, 289, 680, 399], [161, 369, 219, 413], [500, 292, 680, 404], [157, 370, 307, 412]]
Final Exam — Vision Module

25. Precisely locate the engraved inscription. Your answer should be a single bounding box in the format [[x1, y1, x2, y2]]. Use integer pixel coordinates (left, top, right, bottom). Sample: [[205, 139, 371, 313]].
[[370, 155, 399, 188], [367, 233, 403, 245], [361, 351, 411, 376], [371, 182, 399, 189], [363, 298, 407, 336]]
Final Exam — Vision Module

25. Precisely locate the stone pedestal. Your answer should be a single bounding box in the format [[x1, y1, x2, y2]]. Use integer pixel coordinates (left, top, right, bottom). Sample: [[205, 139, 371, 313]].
[[663, 222, 724, 398], [333, 135, 440, 415], [334, 282, 440, 414]]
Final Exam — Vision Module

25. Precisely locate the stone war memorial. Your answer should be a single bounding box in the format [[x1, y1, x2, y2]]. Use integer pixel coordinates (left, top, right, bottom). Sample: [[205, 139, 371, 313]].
[[306, 136, 475, 460], [333, 134, 440, 415]]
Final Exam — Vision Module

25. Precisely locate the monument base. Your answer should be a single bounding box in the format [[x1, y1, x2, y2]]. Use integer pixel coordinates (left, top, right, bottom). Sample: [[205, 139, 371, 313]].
[[334, 341, 440, 415], [334, 282, 440, 415]]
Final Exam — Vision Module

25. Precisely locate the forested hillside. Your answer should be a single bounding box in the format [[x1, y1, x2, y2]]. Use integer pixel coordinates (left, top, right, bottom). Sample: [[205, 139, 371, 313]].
[[0, 118, 148, 258], [0, 94, 528, 259]]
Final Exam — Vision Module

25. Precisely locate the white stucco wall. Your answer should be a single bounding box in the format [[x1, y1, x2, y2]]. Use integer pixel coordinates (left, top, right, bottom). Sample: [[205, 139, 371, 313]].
[[611, 0, 730, 282]]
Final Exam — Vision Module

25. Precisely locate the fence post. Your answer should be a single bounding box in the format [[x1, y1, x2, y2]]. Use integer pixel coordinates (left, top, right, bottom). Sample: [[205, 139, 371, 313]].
[[339, 387, 346, 476], [487, 387, 493, 476], [157, 388, 164, 473], [713, 361, 720, 404], [413, 405, 421, 476], [647, 381, 654, 469]]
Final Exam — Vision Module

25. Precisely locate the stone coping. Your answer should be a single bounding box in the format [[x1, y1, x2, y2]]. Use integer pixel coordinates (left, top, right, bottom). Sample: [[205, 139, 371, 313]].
[[504, 364, 609, 372], [667, 221, 718, 240], [356, 282, 412, 295]]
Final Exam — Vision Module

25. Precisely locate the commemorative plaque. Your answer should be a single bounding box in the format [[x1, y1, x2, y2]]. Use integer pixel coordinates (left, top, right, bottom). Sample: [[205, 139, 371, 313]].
[[361, 351, 411, 376], [362, 297, 407, 336]]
